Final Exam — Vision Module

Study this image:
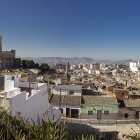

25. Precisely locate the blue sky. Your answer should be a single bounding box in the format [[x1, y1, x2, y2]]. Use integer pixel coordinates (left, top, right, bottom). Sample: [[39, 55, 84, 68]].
[[0, 0, 140, 59]]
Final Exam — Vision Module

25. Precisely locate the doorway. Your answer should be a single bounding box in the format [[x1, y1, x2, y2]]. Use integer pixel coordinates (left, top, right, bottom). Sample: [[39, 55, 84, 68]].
[[71, 109, 79, 118], [66, 108, 70, 117]]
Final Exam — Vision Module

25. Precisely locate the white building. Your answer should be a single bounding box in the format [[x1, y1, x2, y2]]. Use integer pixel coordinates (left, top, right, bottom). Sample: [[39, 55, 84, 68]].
[[88, 69, 100, 75], [52, 85, 82, 96], [83, 63, 100, 75], [50, 85, 82, 118], [0, 75, 60, 124], [83, 65, 89, 73], [88, 69, 94, 75], [82, 78, 92, 84], [90, 64, 94, 69], [52, 78, 61, 85], [130, 61, 140, 72]]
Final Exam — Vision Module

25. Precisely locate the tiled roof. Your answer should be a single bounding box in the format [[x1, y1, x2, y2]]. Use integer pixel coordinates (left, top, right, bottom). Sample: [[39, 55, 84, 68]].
[[124, 99, 140, 107], [49, 94, 81, 106], [82, 96, 118, 105], [114, 89, 129, 100], [53, 85, 82, 91]]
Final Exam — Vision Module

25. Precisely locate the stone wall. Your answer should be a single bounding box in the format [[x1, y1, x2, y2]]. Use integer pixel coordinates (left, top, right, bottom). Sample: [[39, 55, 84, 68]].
[[0, 50, 17, 69]]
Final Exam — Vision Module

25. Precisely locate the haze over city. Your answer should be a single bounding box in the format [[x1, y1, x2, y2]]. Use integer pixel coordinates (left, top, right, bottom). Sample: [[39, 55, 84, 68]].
[[0, 0, 140, 59], [1, 1, 140, 139]]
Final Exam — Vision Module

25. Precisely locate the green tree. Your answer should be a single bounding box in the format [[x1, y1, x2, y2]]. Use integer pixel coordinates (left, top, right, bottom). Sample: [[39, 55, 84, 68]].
[[35, 63, 40, 69], [21, 60, 36, 69], [21, 59, 27, 69], [40, 63, 50, 73]]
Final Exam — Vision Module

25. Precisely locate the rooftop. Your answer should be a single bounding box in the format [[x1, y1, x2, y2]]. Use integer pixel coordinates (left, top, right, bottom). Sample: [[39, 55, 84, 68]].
[[82, 96, 118, 105], [124, 99, 140, 107], [53, 85, 82, 91], [50, 94, 81, 106]]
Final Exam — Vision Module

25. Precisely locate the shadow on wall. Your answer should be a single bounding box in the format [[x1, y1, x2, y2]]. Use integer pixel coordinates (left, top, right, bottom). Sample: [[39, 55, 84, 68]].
[[65, 122, 118, 140]]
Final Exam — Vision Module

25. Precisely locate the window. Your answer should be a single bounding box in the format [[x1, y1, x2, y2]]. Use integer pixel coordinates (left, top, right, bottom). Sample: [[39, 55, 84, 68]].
[[104, 110, 109, 115], [12, 76, 15, 80], [69, 90, 74, 95], [88, 111, 93, 115], [124, 113, 128, 118]]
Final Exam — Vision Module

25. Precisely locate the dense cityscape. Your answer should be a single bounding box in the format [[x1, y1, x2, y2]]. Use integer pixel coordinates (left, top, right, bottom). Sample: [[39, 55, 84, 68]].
[[0, 35, 140, 139], [1, 0, 140, 140]]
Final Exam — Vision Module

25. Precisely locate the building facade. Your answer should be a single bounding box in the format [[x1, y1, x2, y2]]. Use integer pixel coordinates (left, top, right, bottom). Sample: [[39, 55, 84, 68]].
[[0, 35, 21, 69], [50, 85, 82, 118], [0, 75, 61, 124]]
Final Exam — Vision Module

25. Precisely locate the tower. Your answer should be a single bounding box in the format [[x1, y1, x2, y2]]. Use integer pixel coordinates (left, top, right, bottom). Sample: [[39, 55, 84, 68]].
[[0, 35, 2, 51], [66, 62, 70, 74], [66, 62, 70, 82]]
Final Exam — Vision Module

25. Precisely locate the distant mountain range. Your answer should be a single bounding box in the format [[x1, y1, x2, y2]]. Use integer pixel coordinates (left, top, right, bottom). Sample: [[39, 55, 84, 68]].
[[20, 57, 94, 64], [19, 57, 134, 65]]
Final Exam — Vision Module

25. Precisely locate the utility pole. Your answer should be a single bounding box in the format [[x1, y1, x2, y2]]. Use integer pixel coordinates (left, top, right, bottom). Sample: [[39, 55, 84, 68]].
[[59, 88, 62, 110], [0, 61, 2, 76]]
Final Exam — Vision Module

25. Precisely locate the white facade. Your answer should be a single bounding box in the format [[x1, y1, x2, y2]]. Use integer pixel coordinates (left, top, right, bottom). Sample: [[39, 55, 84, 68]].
[[51, 105, 81, 117], [37, 76, 43, 81], [88, 69, 93, 75], [130, 62, 139, 72], [88, 69, 100, 75], [112, 69, 117, 76], [0, 75, 60, 124], [52, 85, 82, 96], [83, 65, 89, 73], [52, 78, 61, 85], [90, 64, 94, 69], [11, 86, 48, 124], [95, 70, 100, 75], [82, 78, 92, 84]]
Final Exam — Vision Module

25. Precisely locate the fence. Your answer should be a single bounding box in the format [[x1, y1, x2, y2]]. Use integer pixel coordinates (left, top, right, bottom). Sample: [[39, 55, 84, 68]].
[[62, 117, 140, 126]]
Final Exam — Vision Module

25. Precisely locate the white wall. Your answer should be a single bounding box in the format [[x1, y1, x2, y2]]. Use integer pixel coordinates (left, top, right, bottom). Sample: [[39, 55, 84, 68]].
[[4, 80, 15, 91], [2, 75, 61, 124], [130, 62, 139, 72], [83, 66, 89, 72], [95, 70, 100, 75], [4, 78, 19, 92], [90, 64, 94, 69], [51, 105, 81, 114], [52, 89, 81, 96], [4, 75, 20, 91], [52, 79, 61, 85], [47, 108, 61, 123], [11, 84, 49, 124], [88, 69, 93, 75]]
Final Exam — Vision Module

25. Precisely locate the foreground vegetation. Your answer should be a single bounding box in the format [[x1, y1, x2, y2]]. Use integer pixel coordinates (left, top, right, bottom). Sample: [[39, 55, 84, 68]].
[[0, 109, 96, 140], [0, 110, 66, 140], [1, 108, 140, 140]]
